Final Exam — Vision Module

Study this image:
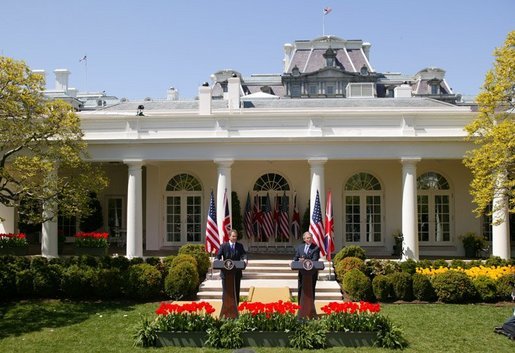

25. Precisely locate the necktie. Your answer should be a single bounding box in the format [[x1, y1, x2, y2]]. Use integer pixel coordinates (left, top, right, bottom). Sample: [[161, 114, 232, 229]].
[[231, 243, 235, 253], [304, 245, 309, 255]]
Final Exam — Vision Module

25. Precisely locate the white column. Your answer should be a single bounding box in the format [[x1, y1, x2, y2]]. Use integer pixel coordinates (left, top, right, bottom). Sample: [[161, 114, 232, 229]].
[[0, 205, 15, 233], [125, 160, 144, 258], [145, 164, 160, 251], [401, 158, 420, 260], [215, 159, 233, 241], [491, 174, 510, 259], [41, 166, 58, 258], [308, 158, 327, 216]]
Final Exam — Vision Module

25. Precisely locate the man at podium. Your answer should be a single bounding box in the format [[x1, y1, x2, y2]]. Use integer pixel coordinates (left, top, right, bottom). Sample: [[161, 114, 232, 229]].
[[216, 229, 247, 303], [293, 231, 320, 301]]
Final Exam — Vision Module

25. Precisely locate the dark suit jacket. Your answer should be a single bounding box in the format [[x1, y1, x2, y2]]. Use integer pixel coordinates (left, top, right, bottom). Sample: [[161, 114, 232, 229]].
[[216, 241, 247, 262], [294, 243, 320, 261]]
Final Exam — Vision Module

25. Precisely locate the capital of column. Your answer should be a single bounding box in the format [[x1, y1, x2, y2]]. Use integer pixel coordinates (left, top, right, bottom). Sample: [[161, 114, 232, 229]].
[[308, 157, 328, 167], [124, 159, 145, 171], [214, 158, 234, 168], [400, 157, 421, 167]]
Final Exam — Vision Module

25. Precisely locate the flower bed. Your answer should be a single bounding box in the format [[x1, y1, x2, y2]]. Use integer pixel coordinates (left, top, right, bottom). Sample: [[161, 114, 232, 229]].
[[74, 232, 109, 248], [416, 265, 514, 280], [0, 233, 28, 255], [135, 300, 407, 349]]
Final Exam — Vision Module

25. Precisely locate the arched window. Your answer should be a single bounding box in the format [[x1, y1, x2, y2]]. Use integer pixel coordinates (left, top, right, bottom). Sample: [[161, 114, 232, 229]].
[[417, 172, 451, 243], [164, 173, 202, 244], [253, 173, 291, 242], [344, 173, 382, 244]]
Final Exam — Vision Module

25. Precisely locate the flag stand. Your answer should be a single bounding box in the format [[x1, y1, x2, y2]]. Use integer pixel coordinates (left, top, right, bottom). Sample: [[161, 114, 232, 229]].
[[209, 253, 214, 279]]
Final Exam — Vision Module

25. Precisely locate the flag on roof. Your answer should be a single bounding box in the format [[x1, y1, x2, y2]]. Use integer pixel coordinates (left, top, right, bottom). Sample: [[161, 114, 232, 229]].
[[79, 55, 87, 62], [205, 191, 219, 254], [323, 7, 332, 15], [309, 190, 326, 256]]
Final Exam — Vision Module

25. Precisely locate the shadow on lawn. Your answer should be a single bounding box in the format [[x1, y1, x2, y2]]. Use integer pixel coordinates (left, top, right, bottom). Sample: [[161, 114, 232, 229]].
[[0, 300, 136, 339]]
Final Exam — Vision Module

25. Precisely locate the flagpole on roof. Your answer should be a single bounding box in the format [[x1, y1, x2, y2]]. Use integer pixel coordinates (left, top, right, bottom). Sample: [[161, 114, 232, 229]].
[[79, 54, 88, 93]]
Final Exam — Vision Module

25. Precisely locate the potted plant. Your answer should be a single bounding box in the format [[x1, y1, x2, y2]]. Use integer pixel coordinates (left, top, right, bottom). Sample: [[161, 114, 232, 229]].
[[0, 233, 29, 256], [392, 231, 403, 258], [460, 232, 486, 258], [74, 231, 109, 256]]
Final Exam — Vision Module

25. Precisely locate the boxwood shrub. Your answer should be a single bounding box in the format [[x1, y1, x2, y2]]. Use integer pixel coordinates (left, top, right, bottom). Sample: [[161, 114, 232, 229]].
[[333, 245, 366, 265], [431, 270, 476, 303], [472, 275, 498, 303], [178, 244, 211, 278], [372, 274, 394, 302], [388, 272, 413, 301], [342, 268, 374, 301], [164, 261, 199, 300], [126, 263, 163, 300], [412, 273, 436, 301], [335, 256, 365, 281]]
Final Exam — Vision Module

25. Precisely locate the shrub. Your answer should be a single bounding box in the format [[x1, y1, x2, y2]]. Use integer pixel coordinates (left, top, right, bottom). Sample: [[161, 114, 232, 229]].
[[333, 245, 366, 265], [110, 256, 130, 271], [145, 257, 161, 267], [76, 255, 100, 268], [372, 275, 394, 302], [342, 269, 374, 301], [178, 244, 211, 278], [431, 270, 476, 303], [164, 261, 199, 300], [0, 263, 17, 300], [93, 268, 123, 299], [205, 319, 243, 349], [472, 275, 498, 303], [126, 263, 162, 300], [61, 265, 96, 299], [449, 259, 468, 269], [388, 272, 413, 301], [171, 254, 198, 269], [496, 273, 515, 301], [485, 256, 509, 267], [399, 259, 418, 274], [30, 256, 49, 271], [15, 269, 34, 297], [412, 273, 436, 301], [32, 264, 62, 298], [335, 257, 365, 281], [289, 320, 327, 350], [129, 257, 145, 266], [432, 259, 449, 269], [365, 259, 401, 277]]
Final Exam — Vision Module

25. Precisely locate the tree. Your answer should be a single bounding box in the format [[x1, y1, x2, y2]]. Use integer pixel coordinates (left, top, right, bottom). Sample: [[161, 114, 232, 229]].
[[0, 56, 108, 224], [463, 31, 515, 222]]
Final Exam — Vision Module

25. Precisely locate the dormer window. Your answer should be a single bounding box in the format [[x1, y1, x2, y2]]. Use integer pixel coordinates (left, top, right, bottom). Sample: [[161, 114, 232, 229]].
[[291, 65, 301, 77], [360, 65, 369, 76], [428, 78, 441, 95], [323, 48, 337, 67]]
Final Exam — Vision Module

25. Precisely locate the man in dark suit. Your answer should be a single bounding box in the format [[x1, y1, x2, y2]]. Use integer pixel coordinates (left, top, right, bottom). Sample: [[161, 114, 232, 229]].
[[294, 231, 320, 301], [216, 229, 247, 303]]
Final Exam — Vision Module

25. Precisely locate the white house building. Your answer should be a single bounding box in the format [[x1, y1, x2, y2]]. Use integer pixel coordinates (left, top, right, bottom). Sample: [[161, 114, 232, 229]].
[[2, 35, 512, 259]]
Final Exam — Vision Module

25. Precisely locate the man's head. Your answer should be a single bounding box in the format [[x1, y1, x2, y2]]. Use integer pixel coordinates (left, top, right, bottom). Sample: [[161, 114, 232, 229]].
[[303, 231, 313, 245], [229, 230, 238, 243]]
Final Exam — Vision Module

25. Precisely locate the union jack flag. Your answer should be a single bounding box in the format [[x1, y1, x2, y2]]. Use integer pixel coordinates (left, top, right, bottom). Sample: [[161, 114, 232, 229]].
[[274, 195, 280, 238], [253, 194, 262, 241], [279, 192, 290, 240], [324, 191, 335, 260], [309, 190, 326, 256], [291, 193, 300, 239], [205, 191, 219, 253], [222, 190, 231, 243]]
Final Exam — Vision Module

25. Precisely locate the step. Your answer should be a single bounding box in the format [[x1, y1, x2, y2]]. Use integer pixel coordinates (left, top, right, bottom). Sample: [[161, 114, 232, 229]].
[[197, 291, 342, 301]]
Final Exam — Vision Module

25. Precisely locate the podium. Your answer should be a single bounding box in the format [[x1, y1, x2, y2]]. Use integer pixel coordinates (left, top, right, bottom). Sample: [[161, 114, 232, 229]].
[[291, 260, 324, 319], [213, 259, 246, 318]]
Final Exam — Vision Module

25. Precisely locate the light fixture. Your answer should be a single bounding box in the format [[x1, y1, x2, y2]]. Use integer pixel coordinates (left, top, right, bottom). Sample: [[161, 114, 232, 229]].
[[136, 104, 144, 116]]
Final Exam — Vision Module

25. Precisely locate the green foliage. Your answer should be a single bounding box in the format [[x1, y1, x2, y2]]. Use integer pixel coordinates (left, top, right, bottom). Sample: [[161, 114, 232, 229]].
[[110, 255, 130, 271], [431, 270, 476, 303], [333, 245, 366, 265], [0, 56, 108, 224], [133, 316, 158, 348], [205, 320, 243, 349], [301, 205, 310, 232], [15, 269, 33, 297], [460, 232, 487, 258], [79, 192, 104, 232], [60, 265, 96, 298], [93, 268, 123, 299], [335, 256, 365, 281], [472, 275, 498, 302], [231, 191, 243, 236], [365, 259, 401, 277], [485, 256, 509, 267], [178, 244, 210, 278], [289, 320, 327, 350], [164, 261, 199, 300], [495, 273, 515, 300], [32, 264, 62, 298], [399, 258, 418, 274], [412, 273, 436, 301], [342, 268, 374, 301], [388, 272, 413, 301], [372, 275, 394, 302], [449, 259, 468, 269], [126, 263, 162, 300], [374, 316, 409, 350], [463, 31, 515, 219]]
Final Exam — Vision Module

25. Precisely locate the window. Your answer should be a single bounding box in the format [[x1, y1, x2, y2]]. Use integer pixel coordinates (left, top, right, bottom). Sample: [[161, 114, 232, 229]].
[[58, 214, 77, 237], [253, 173, 291, 242], [417, 172, 452, 243], [308, 84, 318, 96], [107, 197, 123, 236], [165, 174, 202, 244], [325, 85, 334, 95], [344, 173, 382, 244], [291, 84, 301, 98], [346, 83, 375, 98]]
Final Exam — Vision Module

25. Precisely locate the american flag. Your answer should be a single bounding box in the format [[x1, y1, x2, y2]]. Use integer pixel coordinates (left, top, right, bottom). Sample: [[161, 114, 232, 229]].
[[324, 191, 335, 260], [205, 191, 220, 253], [279, 192, 290, 240], [79, 55, 87, 62], [243, 192, 254, 239], [261, 193, 274, 239], [222, 190, 231, 243], [253, 194, 262, 241], [323, 7, 332, 15], [309, 190, 326, 256], [291, 193, 300, 239], [273, 195, 280, 238]]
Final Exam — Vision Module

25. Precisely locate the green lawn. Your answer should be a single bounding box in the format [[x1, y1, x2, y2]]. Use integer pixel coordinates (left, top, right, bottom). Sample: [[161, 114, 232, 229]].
[[0, 300, 513, 353]]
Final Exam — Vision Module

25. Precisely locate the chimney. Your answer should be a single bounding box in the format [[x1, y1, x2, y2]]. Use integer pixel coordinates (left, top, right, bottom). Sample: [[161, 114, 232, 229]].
[[394, 82, 412, 98], [31, 70, 46, 86], [283, 43, 294, 72], [227, 75, 240, 110], [54, 69, 70, 93], [198, 82, 212, 115], [68, 88, 78, 97], [166, 87, 179, 101]]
